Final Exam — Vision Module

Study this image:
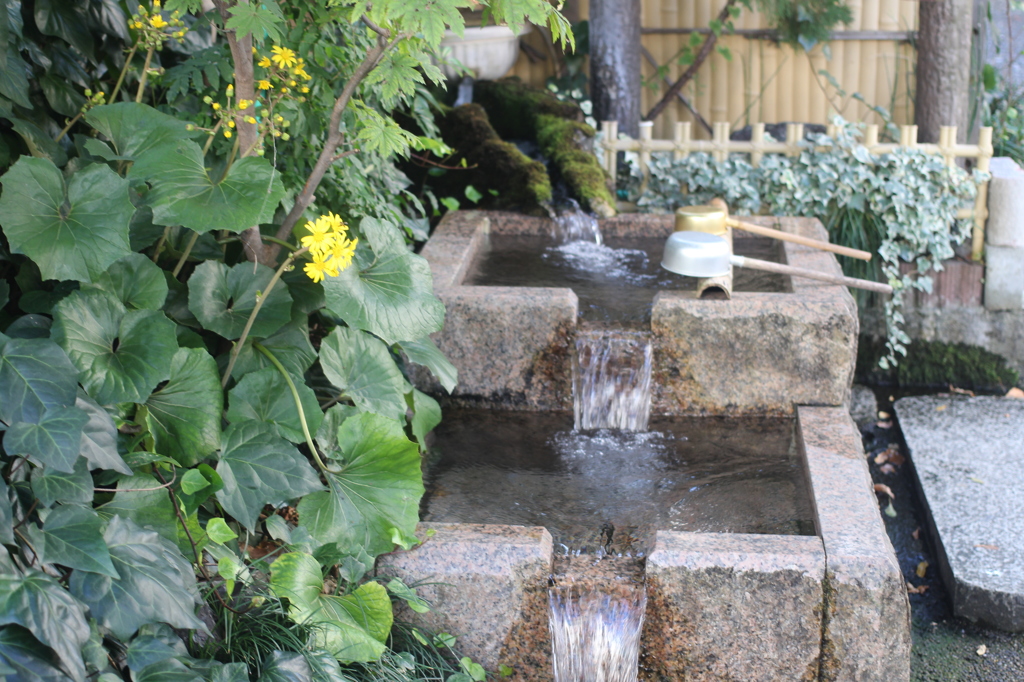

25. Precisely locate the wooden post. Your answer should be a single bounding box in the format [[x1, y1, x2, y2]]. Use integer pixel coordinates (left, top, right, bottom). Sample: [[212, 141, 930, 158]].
[[638, 121, 653, 191], [751, 122, 765, 168], [712, 122, 730, 163], [601, 120, 619, 179], [865, 124, 880, 150], [785, 123, 803, 156], [972, 126, 993, 261], [939, 126, 957, 167], [673, 121, 690, 161]]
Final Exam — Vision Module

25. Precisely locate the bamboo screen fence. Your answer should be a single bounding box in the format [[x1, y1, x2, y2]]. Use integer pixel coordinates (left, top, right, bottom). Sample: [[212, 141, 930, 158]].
[[511, 0, 918, 140], [598, 120, 994, 260]]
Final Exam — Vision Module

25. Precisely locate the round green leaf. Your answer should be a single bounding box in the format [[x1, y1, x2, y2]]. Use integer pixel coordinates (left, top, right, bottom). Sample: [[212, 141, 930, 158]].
[[188, 261, 293, 340], [89, 253, 169, 311], [143, 347, 222, 467], [269, 551, 323, 612], [226, 316, 316, 380], [297, 412, 423, 557], [52, 289, 178, 405], [318, 327, 407, 422], [0, 336, 79, 425], [4, 406, 89, 473], [226, 367, 323, 444], [205, 518, 237, 545], [86, 102, 198, 162], [131, 140, 285, 234], [0, 157, 134, 283]]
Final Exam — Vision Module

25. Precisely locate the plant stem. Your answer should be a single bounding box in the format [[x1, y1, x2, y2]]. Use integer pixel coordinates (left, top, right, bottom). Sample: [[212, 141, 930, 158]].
[[202, 121, 223, 155], [110, 44, 138, 103], [172, 231, 200, 278], [254, 341, 336, 475], [218, 235, 297, 252], [221, 247, 307, 387], [55, 113, 84, 142], [136, 46, 156, 103], [152, 225, 171, 263]]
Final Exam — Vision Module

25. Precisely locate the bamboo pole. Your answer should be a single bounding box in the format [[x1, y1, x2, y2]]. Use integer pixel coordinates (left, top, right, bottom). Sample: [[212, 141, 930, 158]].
[[972, 126, 993, 261]]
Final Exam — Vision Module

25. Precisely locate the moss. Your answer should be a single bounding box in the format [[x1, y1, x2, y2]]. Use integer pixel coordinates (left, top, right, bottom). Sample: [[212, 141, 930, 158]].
[[856, 335, 1020, 391], [473, 77, 581, 140]]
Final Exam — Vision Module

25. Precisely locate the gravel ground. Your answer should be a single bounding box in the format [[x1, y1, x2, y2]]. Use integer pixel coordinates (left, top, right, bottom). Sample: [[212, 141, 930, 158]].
[[863, 391, 1024, 681]]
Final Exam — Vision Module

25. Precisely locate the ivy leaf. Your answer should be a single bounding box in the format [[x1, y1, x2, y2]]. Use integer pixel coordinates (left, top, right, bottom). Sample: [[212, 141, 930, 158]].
[[0, 478, 13, 546], [125, 634, 186, 671], [134, 658, 203, 682], [0, 336, 79, 425], [318, 326, 408, 421], [85, 102, 198, 162], [0, 625, 74, 681], [397, 337, 457, 393], [144, 348, 222, 467], [205, 518, 237, 544], [30, 456, 92, 506], [34, 0, 94, 58], [132, 140, 285, 234], [0, 48, 31, 108], [298, 412, 423, 557], [0, 157, 134, 283], [258, 651, 311, 682], [387, 577, 430, 614], [226, 367, 322, 444], [225, 0, 284, 43], [215, 422, 323, 532], [5, 406, 89, 473], [0, 566, 90, 681], [88, 253, 169, 311], [188, 261, 293, 340], [34, 504, 118, 577], [69, 515, 203, 640], [408, 389, 440, 449], [52, 289, 177, 405], [100, 474, 179, 547], [322, 242, 444, 345], [76, 392, 132, 474]]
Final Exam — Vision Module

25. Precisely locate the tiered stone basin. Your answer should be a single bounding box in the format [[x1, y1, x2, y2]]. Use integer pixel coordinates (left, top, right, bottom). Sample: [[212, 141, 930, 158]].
[[387, 211, 911, 681]]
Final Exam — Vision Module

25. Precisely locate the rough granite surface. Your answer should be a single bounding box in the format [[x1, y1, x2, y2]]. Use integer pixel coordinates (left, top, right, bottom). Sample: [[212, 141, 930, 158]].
[[798, 406, 912, 681], [895, 395, 1024, 631], [643, 531, 826, 681]]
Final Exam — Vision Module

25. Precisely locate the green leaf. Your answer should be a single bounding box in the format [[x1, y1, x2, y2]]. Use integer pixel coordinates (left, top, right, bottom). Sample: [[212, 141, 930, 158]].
[[125, 634, 184, 671], [31, 456, 92, 506], [460, 657, 486, 682], [387, 577, 430, 613], [318, 327, 408, 421], [226, 316, 316, 380], [269, 551, 323, 609], [0, 478, 13, 546], [100, 474, 179, 546], [0, 336, 79, 425], [214, 422, 323, 532], [188, 261, 293, 340], [134, 658, 203, 682], [322, 244, 444, 345], [0, 157, 134, 283], [0, 49, 31, 108], [34, 0, 94, 58], [0, 625, 75, 682], [69, 515, 203, 640], [206, 517, 237, 544], [180, 469, 211, 495], [143, 348, 222, 467], [39, 73, 85, 118], [76, 392, 131, 474], [0, 566, 89, 681], [225, 0, 284, 43], [52, 288, 178, 405], [9, 117, 67, 166], [85, 103, 198, 162], [34, 504, 118, 577], [298, 412, 423, 557], [397, 337, 457, 393], [88, 253, 168, 311], [409, 389, 440, 449], [132, 140, 285, 234], [5, 406, 89, 473], [258, 651, 311, 682], [314, 404, 358, 457], [226, 367, 322, 444]]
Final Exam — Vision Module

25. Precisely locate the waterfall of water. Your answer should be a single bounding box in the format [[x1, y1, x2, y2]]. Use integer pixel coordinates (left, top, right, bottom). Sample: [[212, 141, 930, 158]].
[[550, 198, 603, 245], [549, 585, 647, 682], [573, 329, 654, 431]]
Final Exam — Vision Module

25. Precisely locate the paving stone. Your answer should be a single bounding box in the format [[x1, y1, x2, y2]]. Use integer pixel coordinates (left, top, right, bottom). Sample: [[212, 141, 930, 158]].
[[896, 395, 1024, 631], [849, 384, 879, 425]]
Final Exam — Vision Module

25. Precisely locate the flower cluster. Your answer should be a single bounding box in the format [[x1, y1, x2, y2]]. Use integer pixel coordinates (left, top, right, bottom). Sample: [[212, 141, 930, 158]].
[[129, 0, 187, 48], [256, 46, 312, 98], [300, 213, 359, 283]]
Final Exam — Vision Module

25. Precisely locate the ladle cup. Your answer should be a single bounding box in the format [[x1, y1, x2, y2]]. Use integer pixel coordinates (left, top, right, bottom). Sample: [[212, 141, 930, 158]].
[[661, 231, 894, 294]]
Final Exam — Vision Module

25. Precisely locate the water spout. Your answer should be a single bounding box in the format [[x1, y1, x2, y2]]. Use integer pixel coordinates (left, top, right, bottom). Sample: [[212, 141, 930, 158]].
[[573, 329, 653, 431], [454, 75, 474, 106], [549, 584, 647, 682], [548, 198, 603, 245]]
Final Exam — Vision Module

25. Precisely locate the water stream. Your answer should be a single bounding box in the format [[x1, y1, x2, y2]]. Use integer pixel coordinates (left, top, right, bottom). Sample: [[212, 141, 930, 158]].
[[573, 328, 653, 431]]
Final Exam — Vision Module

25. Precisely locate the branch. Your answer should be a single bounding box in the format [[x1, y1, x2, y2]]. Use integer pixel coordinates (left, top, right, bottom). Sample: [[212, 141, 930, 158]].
[[641, 46, 712, 135], [644, 0, 738, 122]]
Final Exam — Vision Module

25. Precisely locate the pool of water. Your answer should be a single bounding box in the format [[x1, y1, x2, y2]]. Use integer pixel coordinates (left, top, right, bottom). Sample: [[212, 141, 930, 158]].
[[464, 235, 789, 324], [422, 410, 816, 553]]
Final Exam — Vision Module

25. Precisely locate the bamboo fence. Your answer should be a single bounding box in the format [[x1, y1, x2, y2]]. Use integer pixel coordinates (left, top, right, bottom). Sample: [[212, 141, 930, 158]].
[[598, 120, 994, 260]]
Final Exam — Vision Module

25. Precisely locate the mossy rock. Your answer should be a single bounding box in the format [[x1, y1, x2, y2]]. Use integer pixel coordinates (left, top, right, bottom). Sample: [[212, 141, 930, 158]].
[[473, 77, 582, 139], [857, 335, 1021, 391]]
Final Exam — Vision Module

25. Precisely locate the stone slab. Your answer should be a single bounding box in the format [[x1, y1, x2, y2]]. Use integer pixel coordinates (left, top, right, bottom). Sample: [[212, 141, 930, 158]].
[[849, 384, 878, 426], [987, 157, 1024, 249], [985, 244, 1024, 310], [895, 395, 1024, 631], [798, 406, 912, 681], [643, 531, 826, 681], [377, 523, 553, 675]]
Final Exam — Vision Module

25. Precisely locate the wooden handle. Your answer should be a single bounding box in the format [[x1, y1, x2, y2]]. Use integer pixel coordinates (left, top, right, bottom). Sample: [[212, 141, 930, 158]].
[[727, 218, 873, 261], [731, 256, 893, 294]]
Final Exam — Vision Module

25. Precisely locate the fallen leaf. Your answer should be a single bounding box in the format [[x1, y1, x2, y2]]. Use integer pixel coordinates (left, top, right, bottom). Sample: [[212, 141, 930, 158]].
[[977, 644, 987, 657], [878, 411, 891, 420], [969, 476, 986, 485], [879, 463, 897, 475], [884, 501, 897, 518], [916, 561, 929, 578], [935, 404, 948, 412], [949, 384, 975, 397], [912, 528, 921, 540], [975, 544, 1000, 551], [876, 420, 893, 429], [888, 450, 906, 466], [1007, 387, 1024, 399], [874, 483, 895, 499], [873, 444, 904, 466], [906, 581, 930, 594]]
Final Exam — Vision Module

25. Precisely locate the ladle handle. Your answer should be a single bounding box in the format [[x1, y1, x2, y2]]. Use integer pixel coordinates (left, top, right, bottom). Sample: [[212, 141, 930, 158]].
[[731, 255, 893, 294], [726, 218, 873, 261]]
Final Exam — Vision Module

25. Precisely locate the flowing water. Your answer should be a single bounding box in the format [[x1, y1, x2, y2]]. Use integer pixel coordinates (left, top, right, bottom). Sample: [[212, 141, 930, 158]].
[[573, 329, 653, 431], [548, 198, 603, 244]]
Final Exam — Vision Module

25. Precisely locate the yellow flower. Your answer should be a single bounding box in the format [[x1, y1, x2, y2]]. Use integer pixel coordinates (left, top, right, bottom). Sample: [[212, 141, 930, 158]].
[[238, 99, 253, 109], [258, 56, 272, 68], [329, 236, 358, 272], [149, 14, 168, 29], [251, 46, 258, 54], [303, 255, 330, 283], [270, 46, 298, 69], [223, 130, 232, 138], [211, 102, 221, 111], [320, 212, 347, 235], [300, 219, 333, 256], [244, 115, 257, 124], [300, 86, 310, 94], [258, 80, 271, 90], [153, 0, 161, 8]]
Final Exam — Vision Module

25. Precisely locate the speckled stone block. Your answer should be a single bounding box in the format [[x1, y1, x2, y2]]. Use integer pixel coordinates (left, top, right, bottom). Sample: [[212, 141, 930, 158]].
[[417, 211, 858, 415], [797, 406, 911, 682], [642, 531, 826, 681], [376, 523, 553, 676]]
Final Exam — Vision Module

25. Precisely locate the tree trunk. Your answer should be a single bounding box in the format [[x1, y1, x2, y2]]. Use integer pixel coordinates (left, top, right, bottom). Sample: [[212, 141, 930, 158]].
[[589, 0, 642, 137], [916, 0, 973, 143]]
